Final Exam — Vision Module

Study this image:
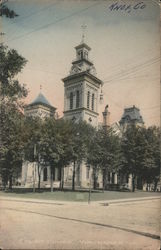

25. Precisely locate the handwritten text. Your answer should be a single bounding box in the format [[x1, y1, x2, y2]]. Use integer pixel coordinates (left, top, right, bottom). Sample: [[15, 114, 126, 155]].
[[109, 2, 146, 13]]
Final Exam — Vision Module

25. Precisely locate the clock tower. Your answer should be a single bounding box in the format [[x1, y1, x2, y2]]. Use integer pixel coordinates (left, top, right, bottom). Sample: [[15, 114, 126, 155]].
[[62, 38, 102, 127]]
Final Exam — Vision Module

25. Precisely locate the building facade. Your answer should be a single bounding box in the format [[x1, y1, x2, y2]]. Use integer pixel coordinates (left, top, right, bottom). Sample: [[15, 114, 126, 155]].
[[100, 105, 145, 191], [24, 91, 56, 119], [119, 105, 144, 128], [62, 39, 103, 188], [21, 91, 61, 188], [21, 42, 146, 191], [63, 41, 102, 127]]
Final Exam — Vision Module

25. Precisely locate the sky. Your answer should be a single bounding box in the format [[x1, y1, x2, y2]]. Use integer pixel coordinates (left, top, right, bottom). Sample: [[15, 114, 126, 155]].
[[1, 0, 160, 126]]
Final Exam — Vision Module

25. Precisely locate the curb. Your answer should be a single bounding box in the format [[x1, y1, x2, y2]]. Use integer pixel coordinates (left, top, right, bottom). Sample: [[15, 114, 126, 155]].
[[98, 196, 161, 206], [0, 195, 160, 206]]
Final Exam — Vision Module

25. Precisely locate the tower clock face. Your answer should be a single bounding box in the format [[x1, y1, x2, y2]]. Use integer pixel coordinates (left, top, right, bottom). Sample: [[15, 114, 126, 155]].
[[89, 66, 96, 76], [71, 65, 81, 74]]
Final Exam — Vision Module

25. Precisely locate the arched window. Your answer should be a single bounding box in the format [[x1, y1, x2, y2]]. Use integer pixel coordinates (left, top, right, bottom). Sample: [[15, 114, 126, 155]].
[[70, 92, 73, 110], [78, 50, 83, 59], [84, 51, 88, 59], [91, 93, 94, 111], [87, 91, 90, 109], [76, 90, 80, 108], [80, 51, 83, 59], [43, 168, 47, 181]]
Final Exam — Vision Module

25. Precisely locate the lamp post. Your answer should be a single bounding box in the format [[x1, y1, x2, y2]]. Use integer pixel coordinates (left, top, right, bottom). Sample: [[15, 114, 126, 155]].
[[88, 166, 92, 204]]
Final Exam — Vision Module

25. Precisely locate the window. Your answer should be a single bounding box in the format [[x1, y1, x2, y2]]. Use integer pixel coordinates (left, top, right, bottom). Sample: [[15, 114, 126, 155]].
[[58, 168, 61, 181], [87, 91, 90, 109], [91, 93, 94, 111], [84, 51, 88, 59], [86, 166, 90, 179], [80, 51, 83, 59], [43, 168, 47, 181], [70, 92, 73, 110], [78, 50, 83, 59], [112, 173, 115, 184], [108, 172, 110, 182], [76, 90, 80, 108]]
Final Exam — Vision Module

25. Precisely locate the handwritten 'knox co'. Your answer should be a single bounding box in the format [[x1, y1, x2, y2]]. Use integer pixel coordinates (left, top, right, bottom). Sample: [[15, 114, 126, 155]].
[[109, 2, 146, 13]]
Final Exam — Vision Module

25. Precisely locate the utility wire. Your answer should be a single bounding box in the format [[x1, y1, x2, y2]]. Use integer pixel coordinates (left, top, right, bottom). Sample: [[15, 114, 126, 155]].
[[103, 56, 159, 83], [103, 57, 160, 85], [5, 2, 101, 43], [5, 1, 59, 38], [102, 50, 160, 82], [103, 47, 158, 81], [6, 1, 58, 25]]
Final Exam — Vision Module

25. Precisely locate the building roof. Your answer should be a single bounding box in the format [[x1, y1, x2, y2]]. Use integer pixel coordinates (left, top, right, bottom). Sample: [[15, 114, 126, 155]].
[[31, 92, 51, 106], [75, 42, 91, 51], [119, 105, 144, 125], [62, 70, 102, 85], [27, 92, 56, 110]]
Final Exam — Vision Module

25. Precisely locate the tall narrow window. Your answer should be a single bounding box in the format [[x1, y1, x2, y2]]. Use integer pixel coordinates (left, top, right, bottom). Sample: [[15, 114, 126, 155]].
[[43, 168, 47, 181], [84, 51, 88, 59], [76, 90, 80, 108], [112, 173, 115, 184], [78, 51, 83, 59], [87, 91, 90, 109], [108, 172, 110, 182], [86, 166, 90, 179], [70, 92, 73, 110], [80, 50, 83, 59], [91, 93, 94, 111]]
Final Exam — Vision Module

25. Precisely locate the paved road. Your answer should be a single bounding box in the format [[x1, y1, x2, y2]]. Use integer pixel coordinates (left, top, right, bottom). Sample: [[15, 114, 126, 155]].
[[0, 197, 160, 249]]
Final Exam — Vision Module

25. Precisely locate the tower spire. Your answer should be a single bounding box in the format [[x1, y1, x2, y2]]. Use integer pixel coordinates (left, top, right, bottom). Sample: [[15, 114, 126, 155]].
[[81, 24, 87, 43], [40, 84, 42, 92]]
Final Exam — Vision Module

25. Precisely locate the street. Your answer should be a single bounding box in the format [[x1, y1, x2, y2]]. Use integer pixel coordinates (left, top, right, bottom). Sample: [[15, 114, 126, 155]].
[[0, 197, 160, 249]]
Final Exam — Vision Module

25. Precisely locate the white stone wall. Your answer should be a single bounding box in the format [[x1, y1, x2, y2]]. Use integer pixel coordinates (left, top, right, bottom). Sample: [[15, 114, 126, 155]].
[[83, 110, 98, 127]]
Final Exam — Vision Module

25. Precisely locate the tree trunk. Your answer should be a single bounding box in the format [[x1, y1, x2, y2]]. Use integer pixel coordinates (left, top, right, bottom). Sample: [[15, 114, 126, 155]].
[[2, 175, 8, 190], [9, 175, 12, 190], [132, 175, 135, 192], [37, 164, 41, 190], [72, 161, 76, 191], [38, 173, 41, 189], [154, 179, 158, 192], [50, 167, 53, 192], [60, 166, 64, 190], [88, 169, 92, 204], [33, 163, 36, 193], [103, 169, 108, 192], [93, 167, 97, 190]]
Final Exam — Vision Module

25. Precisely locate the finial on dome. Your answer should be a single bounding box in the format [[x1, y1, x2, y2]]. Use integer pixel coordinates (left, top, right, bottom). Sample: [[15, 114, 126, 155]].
[[81, 24, 87, 43], [40, 84, 42, 92]]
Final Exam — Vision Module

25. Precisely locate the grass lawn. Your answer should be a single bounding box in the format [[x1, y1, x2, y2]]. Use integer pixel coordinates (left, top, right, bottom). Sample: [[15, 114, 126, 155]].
[[0, 188, 160, 202]]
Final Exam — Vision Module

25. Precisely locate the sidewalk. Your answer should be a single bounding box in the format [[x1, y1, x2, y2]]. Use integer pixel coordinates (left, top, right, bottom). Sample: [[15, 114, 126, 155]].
[[0, 194, 160, 206]]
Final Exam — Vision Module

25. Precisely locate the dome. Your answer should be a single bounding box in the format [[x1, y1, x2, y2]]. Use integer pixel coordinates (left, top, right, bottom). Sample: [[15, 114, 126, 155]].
[[30, 92, 51, 106]]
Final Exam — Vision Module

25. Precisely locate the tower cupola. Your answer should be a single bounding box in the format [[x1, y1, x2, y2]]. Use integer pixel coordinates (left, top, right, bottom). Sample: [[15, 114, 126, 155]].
[[69, 26, 96, 76], [62, 27, 102, 127]]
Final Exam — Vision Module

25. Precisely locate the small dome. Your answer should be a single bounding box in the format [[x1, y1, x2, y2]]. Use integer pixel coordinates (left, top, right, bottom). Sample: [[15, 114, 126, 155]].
[[30, 92, 51, 106]]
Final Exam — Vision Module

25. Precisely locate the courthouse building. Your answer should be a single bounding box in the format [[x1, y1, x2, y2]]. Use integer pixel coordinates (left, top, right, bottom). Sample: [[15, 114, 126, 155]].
[[21, 38, 103, 188], [21, 37, 144, 190]]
